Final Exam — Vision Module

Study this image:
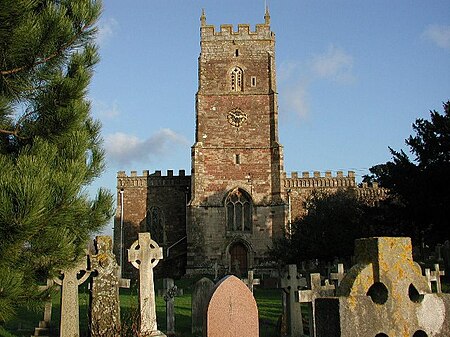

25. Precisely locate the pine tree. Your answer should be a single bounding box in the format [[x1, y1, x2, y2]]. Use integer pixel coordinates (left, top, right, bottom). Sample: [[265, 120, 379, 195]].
[[0, 0, 113, 322]]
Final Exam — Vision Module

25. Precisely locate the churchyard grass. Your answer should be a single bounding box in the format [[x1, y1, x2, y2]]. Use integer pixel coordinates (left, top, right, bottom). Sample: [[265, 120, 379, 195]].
[[3, 277, 281, 337]]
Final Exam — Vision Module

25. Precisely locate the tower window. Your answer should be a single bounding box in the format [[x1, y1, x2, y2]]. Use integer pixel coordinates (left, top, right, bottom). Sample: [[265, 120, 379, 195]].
[[235, 49, 239, 57], [251, 76, 257, 87], [231, 67, 243, 92], [235, 154, 240, 164], [226, 188, 252, 231]]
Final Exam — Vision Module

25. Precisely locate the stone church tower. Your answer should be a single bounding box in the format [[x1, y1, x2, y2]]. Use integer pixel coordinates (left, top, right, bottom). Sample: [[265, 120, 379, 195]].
[[186, 9, 286, 274], [113, 10, 386, 278]]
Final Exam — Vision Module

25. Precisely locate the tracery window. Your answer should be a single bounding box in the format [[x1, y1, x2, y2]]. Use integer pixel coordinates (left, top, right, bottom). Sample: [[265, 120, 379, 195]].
[[146, 206, 165, 244], [231, 67, 243, 92], [226, 188, 252, 231]]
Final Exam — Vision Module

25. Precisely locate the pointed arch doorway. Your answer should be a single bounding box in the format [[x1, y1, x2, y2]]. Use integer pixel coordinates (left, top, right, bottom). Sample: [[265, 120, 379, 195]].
[[229, 242, 248, 277]]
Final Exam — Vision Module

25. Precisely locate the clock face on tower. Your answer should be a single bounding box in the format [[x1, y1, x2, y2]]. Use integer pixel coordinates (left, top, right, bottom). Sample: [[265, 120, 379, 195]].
[[227, 108, 248, 128]]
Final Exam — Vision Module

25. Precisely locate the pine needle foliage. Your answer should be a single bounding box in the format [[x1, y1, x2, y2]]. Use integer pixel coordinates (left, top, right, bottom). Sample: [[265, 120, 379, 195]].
[[0, 0, 113, 323]]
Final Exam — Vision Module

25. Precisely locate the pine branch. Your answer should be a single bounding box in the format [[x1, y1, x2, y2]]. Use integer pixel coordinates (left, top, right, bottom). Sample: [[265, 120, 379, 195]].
[[0, 22, 95, 76]]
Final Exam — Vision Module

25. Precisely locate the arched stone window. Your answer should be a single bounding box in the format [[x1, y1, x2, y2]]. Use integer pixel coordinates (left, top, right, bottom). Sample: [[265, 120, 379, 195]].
[[226, 188, 252, 231], [146, 206, 165, 244], [231, 67, 243, 92]]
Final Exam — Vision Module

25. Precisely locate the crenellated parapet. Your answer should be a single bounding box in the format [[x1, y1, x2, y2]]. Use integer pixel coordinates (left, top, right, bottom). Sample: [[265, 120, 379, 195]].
[[357, 182, 388, 205], [200, 9, 273, 42], [117, 170, 191, 189], [283, 171, 357, 189]]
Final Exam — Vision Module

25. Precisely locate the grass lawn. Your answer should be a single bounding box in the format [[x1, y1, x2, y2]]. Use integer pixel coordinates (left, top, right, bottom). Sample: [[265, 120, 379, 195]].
[[3, 276, 283, 337]]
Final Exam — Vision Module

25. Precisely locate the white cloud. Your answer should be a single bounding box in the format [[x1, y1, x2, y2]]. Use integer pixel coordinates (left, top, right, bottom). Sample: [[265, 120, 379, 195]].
[[283, 83, 309, 119], [96, 17, 118, 46], [422, 24, 450, 50], [105, 129, 189, 166], [92, 99, 120, 120], [311, 45, 355, 84]]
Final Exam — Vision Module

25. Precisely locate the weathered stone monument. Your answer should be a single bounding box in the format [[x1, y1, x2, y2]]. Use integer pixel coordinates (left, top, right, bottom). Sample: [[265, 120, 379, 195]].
[[280, 264, 306, 337], [242, 270, 260, 293], [90, 236, 130, 337], [128, 232, 166, 337], [54, 255, 90, 337], [315, 237, 450, 337], [191, 277, 215, 336], [33, 279, 54, 337], [425, 263, 445, 293], [329, 263, 345, 287], [162, 278, 179, 336], [204, 275, 258, 337], [298, 274, 335, 337]]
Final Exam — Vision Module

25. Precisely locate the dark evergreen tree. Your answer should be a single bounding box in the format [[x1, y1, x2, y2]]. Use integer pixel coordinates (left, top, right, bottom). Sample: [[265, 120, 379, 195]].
[[270, 189, 375, 265], [0, 0, 113, 323], [367, 101, 450, 246]]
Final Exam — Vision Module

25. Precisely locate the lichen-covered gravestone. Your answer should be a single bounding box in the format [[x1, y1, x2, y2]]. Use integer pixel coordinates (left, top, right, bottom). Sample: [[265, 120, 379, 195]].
[[280, 264, 306, 337], [90, 236, 130, 337], [205, 275, 259, 337], [128, 232, 166, 337], [54, 255, 90, 337], [191, 277, 214, 336], [315, 237, 450, 337]]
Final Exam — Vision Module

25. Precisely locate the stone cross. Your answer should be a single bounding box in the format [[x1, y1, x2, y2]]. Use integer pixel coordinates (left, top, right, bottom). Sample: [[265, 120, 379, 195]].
[[314, 237, 450, 337], [162, 278, 180, 336], [33, 279, 54, 337], [192, 277, 215, 336], [90, 236, 130, 337], [128, 232, 166, 337], [297, 274, 335, 337], [425, 263, 445, 293], [241, 270, 260, 293], [205, 276, 258, 337], [330, 263, 345, 287], [280, 264, 306, 337], [53, 255, 91, 337]]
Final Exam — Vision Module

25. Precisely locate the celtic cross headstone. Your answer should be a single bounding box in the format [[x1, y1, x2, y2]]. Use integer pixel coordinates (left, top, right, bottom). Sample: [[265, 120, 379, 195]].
[[54, 255, 90, 337], [128, 232, 166, 336]]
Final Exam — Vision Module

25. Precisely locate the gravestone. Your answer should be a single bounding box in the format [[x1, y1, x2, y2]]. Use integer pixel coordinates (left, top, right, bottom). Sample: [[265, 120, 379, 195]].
[[204, 275, 258, 337], [128, 232, 166, 337], [191, 277, 215, 336], [162, 278, 179, 336], [315, 237, 450, 337], [298, 274, 335, 337], [90, 236, 130, 337], [242, 270, 260, 293], [425, 263, 445, 293], [33, 279, 54, 337], [329, 263, 345, 287], [53, 255, 91, 337], [280, 264, 306, 337]]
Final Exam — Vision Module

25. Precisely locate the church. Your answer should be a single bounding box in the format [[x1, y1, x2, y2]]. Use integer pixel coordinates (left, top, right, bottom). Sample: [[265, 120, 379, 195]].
[[113, 10, 384, 277]]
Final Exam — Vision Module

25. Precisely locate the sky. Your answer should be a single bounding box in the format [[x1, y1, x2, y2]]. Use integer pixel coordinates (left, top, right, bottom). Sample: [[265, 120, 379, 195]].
[[88, 1, 450, 233]]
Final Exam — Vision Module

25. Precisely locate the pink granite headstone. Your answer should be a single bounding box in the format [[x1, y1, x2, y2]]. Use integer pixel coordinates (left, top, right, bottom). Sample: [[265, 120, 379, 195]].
[[205, 275, 258, 337]]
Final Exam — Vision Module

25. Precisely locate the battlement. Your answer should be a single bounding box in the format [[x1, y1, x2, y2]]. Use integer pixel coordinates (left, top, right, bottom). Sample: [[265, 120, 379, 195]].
[[283, 171, 357, 189], [117, 170, 191, 189], [200, 9, 273, 41]]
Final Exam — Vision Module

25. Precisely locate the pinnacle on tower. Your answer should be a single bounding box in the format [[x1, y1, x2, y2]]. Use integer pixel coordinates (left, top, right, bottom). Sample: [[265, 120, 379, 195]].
[[200, 8, 206, 26], [264, 5, 270, 25]]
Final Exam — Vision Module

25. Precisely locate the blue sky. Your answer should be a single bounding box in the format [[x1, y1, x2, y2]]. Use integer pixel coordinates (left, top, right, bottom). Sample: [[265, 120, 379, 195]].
[[88, 1, 450, 232]]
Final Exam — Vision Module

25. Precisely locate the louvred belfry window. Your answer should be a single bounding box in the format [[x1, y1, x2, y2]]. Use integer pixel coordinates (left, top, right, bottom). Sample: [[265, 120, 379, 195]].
[[231, 67, 243, 92]]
